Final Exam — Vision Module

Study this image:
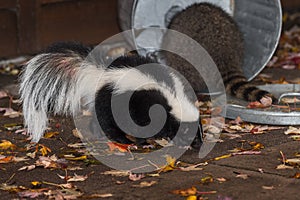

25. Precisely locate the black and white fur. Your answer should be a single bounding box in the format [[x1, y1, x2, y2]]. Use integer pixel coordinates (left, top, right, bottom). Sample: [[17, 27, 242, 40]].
[[20, 42, 201, 145]]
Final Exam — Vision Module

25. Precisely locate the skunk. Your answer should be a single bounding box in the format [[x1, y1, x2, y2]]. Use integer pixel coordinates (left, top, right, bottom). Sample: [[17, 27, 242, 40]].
[[163, 3, 275, 102], [19, 42, 202, 145]]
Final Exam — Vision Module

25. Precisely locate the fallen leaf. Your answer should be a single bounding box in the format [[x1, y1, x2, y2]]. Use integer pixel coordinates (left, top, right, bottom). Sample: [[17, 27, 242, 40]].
[[221, 133, 242, 140], [3, 123, 23, 131], [129, 173, 145, 181], [281, 97, 300, 104], [68, 143, 86, 148], [0, 108, 21, 118], [289, 135, 300, 141], [260, 96, 273, 107], [0, 183, 26, 192], [214, 154, 232, 161], [0, 156, 29, 163], [205, 125, 222, 134], [228, 125, 243, 131], [57, 173, 88, 182], [44, 188, 83, 199], [43, 132, 59, 139], [154, 138, 173, 147], [216, 177, 227, 183], [18, 191, 44, 199], [72, 129, 83, 139], [292, 172, 300, 179], [186, 195, 197, 200], [172, 186, 197, 197], [31, 181, 42, 188], [0, 140, 16, 150], [102, 170, 129, 177], [132, 181, 157, 188], [276, 164, 294, 170], [18, 165, 36, 171], [286, 158, 300, 166], [64, 155, 87, 161], [262, 186, 274, 190], [284, 126, 300, 135], [35, 155, 65, 169], [107, 142, 130, 152], [200, 176, 213, 184], [236, 174, 248, 180], [161, 155, 177, 172], [236, 173, 248, 180], [36, 144, 51, 156], [179, 163, 207, 172], [251, 143, 265, 150]]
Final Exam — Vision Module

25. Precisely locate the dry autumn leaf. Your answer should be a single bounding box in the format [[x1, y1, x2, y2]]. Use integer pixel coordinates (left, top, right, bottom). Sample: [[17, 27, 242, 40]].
[[284, 126, 300, 135], [262, 186, 275, 190], [172, 186, 197, 197], [179, 162, 207, 172], [57, 173, 88, 182], [236, 173, 249, 180], [292, 172, 300, 179], [160, 155, 177, 172], [276, 164, 294, 170], [107, 142, 131, 152], [214, 154, 232, 161], [43, 131, 59, 139], [0, 140, 16, 150], [132, 181, 157, 188], [128, 173, 145, 181], [102, 170, 130, 177]]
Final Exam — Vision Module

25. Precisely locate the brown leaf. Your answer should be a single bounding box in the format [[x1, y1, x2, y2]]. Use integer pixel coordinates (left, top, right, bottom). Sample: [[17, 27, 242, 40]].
[[172, 186, 197, 197], [292, 172, 300, 179], [132, 181, 157, 188]]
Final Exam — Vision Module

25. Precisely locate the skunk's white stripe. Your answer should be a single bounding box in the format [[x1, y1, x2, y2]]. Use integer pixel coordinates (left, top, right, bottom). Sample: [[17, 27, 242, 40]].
[[105, 68, 199, 122]]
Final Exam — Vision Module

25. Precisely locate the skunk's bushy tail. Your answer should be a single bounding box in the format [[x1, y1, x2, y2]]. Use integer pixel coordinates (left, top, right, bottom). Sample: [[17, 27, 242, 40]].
[[19, 43, 103, 142]]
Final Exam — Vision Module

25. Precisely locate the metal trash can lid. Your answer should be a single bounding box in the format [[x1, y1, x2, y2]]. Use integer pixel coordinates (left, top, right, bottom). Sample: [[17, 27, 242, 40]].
[[118, 0, 282, 81]]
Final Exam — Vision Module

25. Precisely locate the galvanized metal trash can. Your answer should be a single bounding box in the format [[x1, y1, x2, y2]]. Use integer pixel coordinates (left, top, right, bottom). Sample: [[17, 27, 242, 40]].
[[116, 0, 300, 125], [118, 0, 282, 81]]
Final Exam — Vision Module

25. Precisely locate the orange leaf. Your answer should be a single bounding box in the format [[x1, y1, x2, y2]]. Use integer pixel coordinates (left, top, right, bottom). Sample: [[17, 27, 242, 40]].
[[107, 142, 130, 152], [0, 156, 14, 163], [292, 172, 300, 179], [172, 186, 197, 197]]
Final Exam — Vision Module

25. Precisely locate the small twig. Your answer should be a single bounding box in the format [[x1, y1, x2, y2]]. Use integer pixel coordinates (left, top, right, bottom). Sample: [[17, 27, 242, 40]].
[[5, 173, 15, 184], [280, 151, 286, 164], [42, 181, 64, 189]]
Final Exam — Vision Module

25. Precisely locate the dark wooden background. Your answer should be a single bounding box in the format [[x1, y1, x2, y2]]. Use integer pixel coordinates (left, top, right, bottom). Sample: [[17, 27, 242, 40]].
[[0, 0, 299, 58]]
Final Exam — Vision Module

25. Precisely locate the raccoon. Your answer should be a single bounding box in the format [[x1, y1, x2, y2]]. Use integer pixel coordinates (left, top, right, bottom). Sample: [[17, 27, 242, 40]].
[[163, 3, 274, 102]]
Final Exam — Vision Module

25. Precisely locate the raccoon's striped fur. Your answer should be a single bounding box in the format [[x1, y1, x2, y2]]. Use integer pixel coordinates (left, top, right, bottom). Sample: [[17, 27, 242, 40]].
[[164, 3, 274, 102]]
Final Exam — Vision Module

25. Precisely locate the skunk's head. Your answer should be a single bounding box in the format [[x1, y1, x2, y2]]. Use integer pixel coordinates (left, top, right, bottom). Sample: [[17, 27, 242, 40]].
[[95, 55, 202, 146]]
